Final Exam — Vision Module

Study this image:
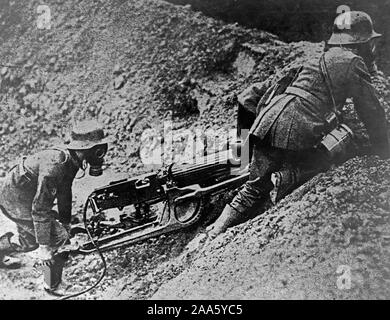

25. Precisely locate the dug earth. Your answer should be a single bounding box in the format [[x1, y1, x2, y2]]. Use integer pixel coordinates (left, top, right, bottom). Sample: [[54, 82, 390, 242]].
[[0, 0, 389, 300]]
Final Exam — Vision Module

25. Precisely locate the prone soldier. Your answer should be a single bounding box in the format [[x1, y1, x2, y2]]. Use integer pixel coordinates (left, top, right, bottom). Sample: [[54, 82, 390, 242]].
[[206, 11, 390, 240], [0, 120, 110, 296]]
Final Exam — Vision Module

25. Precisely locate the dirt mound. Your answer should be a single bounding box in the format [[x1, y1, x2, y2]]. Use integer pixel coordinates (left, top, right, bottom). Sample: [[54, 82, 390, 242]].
[[0, 0, 288, 299], [152, 156, 390, 299], [0, 0, 278, 177], [167, 0, 390, 75], [1, 0, 390, 300]]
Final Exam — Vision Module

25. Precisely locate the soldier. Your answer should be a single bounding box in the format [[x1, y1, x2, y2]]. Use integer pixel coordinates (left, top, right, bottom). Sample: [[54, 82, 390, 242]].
[[206, 11, 390, 240], [0, 120, 110, 295]]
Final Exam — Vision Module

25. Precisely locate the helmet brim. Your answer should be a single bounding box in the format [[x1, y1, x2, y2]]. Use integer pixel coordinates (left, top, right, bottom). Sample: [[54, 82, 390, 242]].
[[66, 137, 113, 150], [372, 31, 383, 39], [328, 31, 382, 45]]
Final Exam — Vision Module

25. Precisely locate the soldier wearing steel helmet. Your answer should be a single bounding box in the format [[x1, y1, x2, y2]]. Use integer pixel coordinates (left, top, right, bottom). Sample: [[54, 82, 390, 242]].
[[0, 120, 110, 295], [204, 11, 389, 240]]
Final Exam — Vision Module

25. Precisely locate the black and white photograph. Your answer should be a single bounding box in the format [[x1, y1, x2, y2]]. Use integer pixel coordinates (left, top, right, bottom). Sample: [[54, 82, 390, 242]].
[[0, 0, 389, 306]]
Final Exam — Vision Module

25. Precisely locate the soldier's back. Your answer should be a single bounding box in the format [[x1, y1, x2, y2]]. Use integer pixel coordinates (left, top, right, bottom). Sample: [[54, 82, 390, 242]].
[[24, 147, 70, 179]]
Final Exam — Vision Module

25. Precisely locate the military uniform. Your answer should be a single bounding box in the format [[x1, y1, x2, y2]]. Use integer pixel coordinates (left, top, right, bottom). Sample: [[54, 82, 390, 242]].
[[230, 46, 389, 215], [0, 119, 109, 296], [198, 10, 390, 242], [243, 47, 388, 152], [0, 147, 79, 253]]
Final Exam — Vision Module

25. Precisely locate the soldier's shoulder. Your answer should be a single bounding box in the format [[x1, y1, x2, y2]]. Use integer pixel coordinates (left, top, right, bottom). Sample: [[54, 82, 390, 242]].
[[44, 148, 69, 163], [326, 47, 359, 64], [38, 148, 70, 175]]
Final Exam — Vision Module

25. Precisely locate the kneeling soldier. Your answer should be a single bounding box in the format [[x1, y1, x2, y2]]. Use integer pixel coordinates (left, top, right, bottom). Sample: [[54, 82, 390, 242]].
[[0, 120, 110, 296]]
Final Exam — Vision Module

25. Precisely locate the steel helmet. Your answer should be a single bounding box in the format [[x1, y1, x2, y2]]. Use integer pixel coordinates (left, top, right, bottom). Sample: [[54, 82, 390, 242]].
[[328, 11, 382, 45]]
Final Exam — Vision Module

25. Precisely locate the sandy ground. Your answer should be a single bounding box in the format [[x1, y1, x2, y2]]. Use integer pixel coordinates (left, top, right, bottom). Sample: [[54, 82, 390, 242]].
[[0, 0, 389, 300]]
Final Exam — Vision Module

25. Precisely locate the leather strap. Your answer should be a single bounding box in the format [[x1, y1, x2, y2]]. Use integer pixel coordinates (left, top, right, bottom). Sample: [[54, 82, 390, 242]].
[[319, 54, 338, 115], [285, 86, 323, 106]]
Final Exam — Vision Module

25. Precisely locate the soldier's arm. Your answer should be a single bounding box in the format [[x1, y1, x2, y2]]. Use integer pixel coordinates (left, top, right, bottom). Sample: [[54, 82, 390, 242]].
[[237, 81, 270, 115], [348, 57, 390, 158], [56, 181, 72, 225], [31, 173, 57, 245]]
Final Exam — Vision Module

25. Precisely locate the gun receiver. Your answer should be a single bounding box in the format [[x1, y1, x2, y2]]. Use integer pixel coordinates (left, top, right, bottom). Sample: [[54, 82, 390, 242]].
[[74, 149, 249, 253]]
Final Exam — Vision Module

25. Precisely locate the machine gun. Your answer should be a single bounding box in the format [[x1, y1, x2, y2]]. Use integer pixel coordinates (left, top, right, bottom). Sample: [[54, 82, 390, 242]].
[[73, 148, 249, 254]]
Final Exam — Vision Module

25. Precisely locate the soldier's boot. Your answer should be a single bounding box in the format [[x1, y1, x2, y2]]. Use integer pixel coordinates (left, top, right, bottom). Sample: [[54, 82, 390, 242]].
[[270, 167, 322, 205], [206, 205, 242, 240], [41, 252, 72, 297], [43, 280, 77, 297], [0, 232, 22, 269]]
